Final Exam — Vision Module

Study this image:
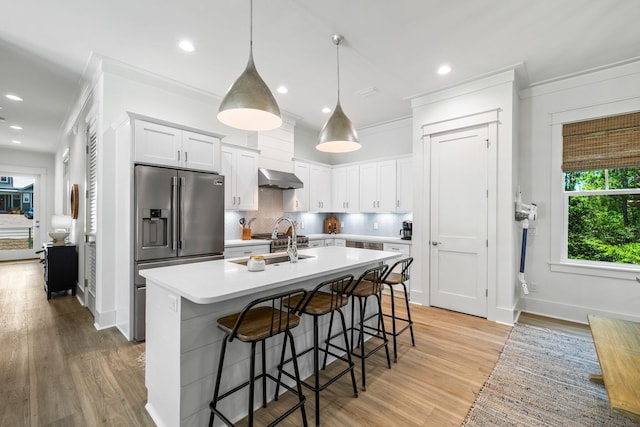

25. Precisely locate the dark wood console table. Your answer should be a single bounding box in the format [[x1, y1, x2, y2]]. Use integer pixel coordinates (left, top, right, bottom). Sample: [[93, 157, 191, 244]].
[[43, 244, 78, 300]]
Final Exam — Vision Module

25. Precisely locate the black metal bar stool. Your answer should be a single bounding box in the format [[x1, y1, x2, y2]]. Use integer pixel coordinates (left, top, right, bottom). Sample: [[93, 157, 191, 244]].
[[380, 257, 415, 362], [276, 274, 359, 426], [209, 288, 309, 427], [325, 265, 391, 391]]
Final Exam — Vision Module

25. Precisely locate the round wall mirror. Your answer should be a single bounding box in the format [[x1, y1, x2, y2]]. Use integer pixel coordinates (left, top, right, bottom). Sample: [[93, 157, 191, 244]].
[[70, 183, 79, 219]]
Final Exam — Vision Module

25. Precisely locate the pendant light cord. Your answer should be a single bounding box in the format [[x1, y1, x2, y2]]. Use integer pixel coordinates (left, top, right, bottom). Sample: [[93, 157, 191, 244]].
[[249, 0, 253, 53], [336, 39, 341, 102]]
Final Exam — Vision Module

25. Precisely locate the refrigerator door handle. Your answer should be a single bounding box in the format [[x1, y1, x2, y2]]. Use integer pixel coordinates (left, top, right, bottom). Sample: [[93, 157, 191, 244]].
[[180, 176, 186, 251], [172, 176, 178, 251]]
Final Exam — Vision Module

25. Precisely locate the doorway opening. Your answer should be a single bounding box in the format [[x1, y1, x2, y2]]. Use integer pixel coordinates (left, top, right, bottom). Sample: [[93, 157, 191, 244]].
[[0, 172, 42, 260]]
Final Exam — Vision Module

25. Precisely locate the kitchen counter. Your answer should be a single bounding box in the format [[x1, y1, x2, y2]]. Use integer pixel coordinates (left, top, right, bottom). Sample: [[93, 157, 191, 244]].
[[142, 246, 400, 427], [225, 234, 412, 248], [307, 233, 412, 244]]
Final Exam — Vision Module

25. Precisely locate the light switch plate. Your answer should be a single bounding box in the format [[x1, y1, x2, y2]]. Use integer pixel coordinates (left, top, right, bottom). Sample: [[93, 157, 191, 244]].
[[168, 294, 178, 312]]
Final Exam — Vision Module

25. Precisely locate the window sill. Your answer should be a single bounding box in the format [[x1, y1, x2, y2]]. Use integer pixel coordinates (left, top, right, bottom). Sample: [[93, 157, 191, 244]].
[[549, 261, 640, 280]]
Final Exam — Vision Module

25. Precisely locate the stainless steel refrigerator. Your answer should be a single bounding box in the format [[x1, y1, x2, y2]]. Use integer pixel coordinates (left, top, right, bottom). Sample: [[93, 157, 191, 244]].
[[133, 164, 224, 341]]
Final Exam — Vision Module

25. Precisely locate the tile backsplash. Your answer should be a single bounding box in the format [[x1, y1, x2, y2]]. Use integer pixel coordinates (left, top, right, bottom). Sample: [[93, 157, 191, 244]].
[[225, 188, 412, 240]]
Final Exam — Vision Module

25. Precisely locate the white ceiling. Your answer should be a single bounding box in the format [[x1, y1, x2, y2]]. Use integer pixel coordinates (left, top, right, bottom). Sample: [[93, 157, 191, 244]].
[[1, 0, 640, 153]]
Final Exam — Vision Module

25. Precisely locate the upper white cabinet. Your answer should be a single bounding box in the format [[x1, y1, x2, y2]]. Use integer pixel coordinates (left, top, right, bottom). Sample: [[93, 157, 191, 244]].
[[221, 144, 259, 211], [283, 161, 310, 212], [308, 164, 331, 212], [395, 157, 412, 213], [331, 165, 359, 213], [360, 160, 397, 212], [284, 161, 332, 212], [134, 120, 220, 172]]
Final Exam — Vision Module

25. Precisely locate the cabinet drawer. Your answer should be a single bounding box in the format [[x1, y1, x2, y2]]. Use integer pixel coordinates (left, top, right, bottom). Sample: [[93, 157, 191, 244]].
[[224, 245, 270, 258], [383, 242, 411, 255]]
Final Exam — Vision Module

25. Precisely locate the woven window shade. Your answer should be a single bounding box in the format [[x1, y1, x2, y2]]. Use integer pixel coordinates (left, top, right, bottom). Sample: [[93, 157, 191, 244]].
[[562, 111, 640, 172]]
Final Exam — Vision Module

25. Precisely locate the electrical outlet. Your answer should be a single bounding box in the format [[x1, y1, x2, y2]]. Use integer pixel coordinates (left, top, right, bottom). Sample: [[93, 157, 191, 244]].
[[528, 227, 537, 235], [373, 222, 379, 230], [528, 282, 537, 292], [168, 294, 178, 312], [341, 221, 345, 228], [300, 221, 305, 229]]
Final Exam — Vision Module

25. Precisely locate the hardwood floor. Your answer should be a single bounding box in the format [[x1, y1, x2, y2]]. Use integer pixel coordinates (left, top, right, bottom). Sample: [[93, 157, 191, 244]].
[[0, 260, 152, 426], [5, 259, 597, 426]]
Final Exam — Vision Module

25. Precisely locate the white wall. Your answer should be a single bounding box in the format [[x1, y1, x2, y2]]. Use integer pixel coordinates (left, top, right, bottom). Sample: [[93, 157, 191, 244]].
[[517, 60, 640, 324], [411, 70, 518, 324], [293, 124, 333, 164]]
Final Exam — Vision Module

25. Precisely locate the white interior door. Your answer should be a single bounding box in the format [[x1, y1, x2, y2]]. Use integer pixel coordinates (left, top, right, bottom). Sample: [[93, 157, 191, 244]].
[[430, 126, 488, 317]]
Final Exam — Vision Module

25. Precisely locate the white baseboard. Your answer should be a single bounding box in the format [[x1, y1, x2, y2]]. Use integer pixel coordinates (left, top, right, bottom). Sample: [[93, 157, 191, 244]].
[[517, 296, 640, 324]]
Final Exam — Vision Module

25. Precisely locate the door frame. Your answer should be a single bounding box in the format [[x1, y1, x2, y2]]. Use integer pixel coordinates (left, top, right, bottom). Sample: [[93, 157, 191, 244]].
[[419, 110, 498, 315], [0, 164, 47, 261]]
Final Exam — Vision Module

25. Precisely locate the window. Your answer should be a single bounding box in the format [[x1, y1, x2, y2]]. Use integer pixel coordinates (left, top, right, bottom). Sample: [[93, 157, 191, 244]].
[[563, 112, 640, 266]]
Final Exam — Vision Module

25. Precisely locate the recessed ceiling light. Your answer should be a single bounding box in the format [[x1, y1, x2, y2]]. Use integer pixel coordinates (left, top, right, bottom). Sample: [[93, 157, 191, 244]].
[[322, 107, 331, 114], [10, 125, 22, 130], [179, 40, 195, 52], [11, 140, 21, 144], [5, 94, 23, 102], [276, 86, 288, 94], [437, 64, 452, 75]]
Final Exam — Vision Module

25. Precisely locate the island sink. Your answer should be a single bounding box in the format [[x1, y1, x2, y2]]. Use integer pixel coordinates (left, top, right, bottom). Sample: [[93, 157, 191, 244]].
[[230, 253, 315, 266]]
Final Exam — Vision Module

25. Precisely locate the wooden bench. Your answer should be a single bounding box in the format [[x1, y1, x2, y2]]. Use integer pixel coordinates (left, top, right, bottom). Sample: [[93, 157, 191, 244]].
[[588, 315, 640, 421]]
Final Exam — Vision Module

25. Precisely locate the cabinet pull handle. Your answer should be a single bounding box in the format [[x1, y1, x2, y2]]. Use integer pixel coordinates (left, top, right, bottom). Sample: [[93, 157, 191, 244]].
[[373, 201, 375, 208], [233, 196, 236, 205], [397, 200, 400, 208], [185, 151, 188, 163], [177, 150, 181, 161], [238, 196, 241, 206]]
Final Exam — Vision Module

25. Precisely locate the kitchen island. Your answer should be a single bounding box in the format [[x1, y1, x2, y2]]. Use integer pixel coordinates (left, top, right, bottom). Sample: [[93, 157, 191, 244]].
[[141, 246, 400, 427]]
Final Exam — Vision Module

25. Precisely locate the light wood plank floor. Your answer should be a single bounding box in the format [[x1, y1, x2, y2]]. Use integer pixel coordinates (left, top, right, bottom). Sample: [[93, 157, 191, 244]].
[[1, 259, 585, 426]]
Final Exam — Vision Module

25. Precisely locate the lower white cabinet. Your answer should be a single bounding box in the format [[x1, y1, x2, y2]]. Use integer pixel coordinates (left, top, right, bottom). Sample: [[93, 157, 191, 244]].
[[383, 242, 411, 279], [333, 238, 346, 247], [308, 239, 326, 248], [325, 238, 346, 247], [224, 244, 270, 259]]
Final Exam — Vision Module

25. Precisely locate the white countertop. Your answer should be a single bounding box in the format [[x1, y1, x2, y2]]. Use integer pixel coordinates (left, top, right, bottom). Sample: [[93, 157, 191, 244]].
[[225, 234, 412, 247], [306, 233, 412, 244], [140, 246, 400, 304]]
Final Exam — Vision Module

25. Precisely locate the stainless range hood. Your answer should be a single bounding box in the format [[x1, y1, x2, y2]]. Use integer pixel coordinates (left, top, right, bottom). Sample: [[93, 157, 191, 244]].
[[258, 168, 304, 189]]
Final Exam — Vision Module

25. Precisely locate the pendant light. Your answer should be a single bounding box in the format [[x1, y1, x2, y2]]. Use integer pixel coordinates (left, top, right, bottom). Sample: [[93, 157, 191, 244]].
[[217, 0, 282, 131], [317, 34, 361, 153]]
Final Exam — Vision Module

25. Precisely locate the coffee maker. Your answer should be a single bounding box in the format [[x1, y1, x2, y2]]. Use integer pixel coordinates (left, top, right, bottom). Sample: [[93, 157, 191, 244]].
[[400, 220, 412, 240]]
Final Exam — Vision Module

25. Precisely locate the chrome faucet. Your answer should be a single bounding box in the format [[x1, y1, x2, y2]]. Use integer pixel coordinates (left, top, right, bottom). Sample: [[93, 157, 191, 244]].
[[271, 216, 298, 263]]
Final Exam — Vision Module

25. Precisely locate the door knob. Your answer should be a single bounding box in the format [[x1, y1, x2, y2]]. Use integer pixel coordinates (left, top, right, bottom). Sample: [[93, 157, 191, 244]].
[[431, 241, 442, 246]]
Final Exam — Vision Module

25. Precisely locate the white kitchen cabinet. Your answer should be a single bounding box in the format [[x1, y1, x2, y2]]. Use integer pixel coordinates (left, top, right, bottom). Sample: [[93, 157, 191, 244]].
[[333, 238, 346, 247], [221, 144, 259, 211], [331, 165, 359, 213], [308, 164, 331, 212], [283, 160, 331, 213], [383, 242, 412, 292], [324, 238, 345, 246], [359, 160, 397, 212], [395, 157, 413, 213], [224, 243, 270, 259], [134, 120, 221, 172], [283, 161, 310, 212], [308, 239, 325, 248]]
